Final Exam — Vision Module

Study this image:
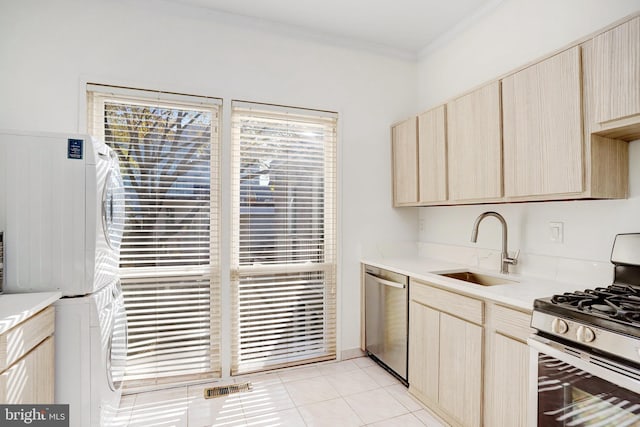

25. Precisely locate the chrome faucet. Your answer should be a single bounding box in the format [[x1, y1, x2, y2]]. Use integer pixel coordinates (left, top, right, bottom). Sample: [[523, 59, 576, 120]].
[[471, 211, 519, 274]]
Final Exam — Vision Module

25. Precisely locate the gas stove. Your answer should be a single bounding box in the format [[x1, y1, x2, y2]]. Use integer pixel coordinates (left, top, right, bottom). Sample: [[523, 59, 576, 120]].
[[530, 234, 640, 426], [531, 233, 640, 366]]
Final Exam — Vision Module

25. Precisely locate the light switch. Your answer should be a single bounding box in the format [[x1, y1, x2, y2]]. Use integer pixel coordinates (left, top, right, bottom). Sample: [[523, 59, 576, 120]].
[[549, 222, 564, 243]]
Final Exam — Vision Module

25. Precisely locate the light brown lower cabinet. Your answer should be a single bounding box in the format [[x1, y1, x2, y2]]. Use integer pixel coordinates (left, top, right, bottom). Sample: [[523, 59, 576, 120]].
[[409, 280, 533, 427], [0, 337, 54, 404], [484, 304, 534, 427], [439, 312, 483, 427], [408, 301, 439, 403], [409, 279, 483, 427], [0, 306, 55, 404]]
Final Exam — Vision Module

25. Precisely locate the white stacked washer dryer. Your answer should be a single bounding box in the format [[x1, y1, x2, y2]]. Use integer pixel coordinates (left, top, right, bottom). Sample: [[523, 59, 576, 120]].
[[0, 130, 127, 427]]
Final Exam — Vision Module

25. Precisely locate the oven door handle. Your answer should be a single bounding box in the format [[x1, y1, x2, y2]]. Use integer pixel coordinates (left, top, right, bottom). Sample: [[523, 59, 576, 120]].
[[528, 335, 640, 395]]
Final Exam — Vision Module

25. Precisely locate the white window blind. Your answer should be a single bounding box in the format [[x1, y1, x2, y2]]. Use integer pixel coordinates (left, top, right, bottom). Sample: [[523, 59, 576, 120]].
[[88, 84, 221, 387], [231, 101, 337, 374]]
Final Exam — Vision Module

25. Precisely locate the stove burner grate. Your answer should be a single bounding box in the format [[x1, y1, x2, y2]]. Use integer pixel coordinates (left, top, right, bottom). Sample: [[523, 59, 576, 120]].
[[551, 284, 640, 325]]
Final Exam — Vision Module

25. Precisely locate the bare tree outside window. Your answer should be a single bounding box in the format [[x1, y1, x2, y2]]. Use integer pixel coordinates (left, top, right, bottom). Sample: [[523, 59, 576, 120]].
[[104, 102, 212, 268]]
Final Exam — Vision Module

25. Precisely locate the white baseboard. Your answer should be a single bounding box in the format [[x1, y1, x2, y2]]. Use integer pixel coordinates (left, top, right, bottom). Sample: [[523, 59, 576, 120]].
[[340, 347, 365, 360]]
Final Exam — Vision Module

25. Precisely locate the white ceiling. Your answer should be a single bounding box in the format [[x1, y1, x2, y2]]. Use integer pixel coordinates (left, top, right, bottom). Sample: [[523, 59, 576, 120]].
[[167, 0, 501, 58]]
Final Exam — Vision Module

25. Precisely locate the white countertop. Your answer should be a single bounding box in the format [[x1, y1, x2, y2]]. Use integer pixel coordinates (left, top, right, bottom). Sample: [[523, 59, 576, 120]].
[[361, 256, 584, 311], [0, 292, 61, 335]]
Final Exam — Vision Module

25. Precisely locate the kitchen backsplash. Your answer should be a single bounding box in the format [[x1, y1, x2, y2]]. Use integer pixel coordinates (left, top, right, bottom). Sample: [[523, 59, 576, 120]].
[[361, 239, 613, 287], [417, 241, 613, 288]]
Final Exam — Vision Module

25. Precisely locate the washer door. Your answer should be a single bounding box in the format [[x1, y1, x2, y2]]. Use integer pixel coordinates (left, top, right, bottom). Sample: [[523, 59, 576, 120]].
[[102, 152, 125, 252], [106, 281, 128, 391]]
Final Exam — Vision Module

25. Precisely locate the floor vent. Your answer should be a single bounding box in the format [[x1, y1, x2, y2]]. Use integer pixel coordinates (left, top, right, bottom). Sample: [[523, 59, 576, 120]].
[[204, 382, 252, 399]]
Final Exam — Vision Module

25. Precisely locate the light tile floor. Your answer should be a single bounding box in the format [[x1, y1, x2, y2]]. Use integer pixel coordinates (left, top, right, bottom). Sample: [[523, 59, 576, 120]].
[[115, 357, 449, 427]]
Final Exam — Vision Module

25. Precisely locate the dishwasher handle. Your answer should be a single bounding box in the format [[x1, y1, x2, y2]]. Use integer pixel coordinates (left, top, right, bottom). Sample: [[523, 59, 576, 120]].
[[366, 273, 406, 289]]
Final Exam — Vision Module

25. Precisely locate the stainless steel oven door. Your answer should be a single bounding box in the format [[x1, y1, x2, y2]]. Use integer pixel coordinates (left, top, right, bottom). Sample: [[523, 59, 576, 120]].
[[529, 335, 640, 427]]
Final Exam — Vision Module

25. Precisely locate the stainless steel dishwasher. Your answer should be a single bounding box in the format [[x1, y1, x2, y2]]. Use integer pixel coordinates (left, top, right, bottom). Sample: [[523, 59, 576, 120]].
[[364, 265, 408, 385]]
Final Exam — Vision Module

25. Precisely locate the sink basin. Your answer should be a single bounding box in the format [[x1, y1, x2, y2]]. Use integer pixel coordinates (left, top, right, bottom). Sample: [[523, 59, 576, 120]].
[[438, 271, 518, 286]]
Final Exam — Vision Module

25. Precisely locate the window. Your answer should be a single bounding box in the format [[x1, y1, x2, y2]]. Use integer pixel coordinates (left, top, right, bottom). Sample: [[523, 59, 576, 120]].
[[88, 84, 221, 387], [231, 101, 337, 374]]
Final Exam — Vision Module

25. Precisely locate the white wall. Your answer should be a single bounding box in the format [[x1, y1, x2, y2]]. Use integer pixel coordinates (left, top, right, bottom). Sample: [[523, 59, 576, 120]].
[[417, 0, 640, 265], [418, 0, 640, 109], [0, 0, 419, 365]]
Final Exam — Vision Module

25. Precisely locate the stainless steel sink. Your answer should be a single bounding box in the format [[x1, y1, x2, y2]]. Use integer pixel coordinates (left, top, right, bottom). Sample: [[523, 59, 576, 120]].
[[438, 271, 518, 286]]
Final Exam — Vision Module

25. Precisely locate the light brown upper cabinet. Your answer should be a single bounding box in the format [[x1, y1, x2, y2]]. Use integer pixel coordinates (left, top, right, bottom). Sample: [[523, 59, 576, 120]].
[[418, 106, 447, 203], [447, 82, 502, 202], [391, 13, 636, 207], [502, 46, 584, 198], [580, 36, 630, 200], [392, 117, 418, 206], [590, 16, 640, 139]]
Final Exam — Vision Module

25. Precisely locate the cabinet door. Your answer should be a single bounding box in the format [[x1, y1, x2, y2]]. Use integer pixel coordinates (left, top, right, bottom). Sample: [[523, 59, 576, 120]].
[[439, 313, 482, 427], [503, 46, 583, 197], [485, 333, 529, 427], [447, 82, 502, 201], [408, 301, 439, 404], [392, 117, 418, 206], [0, 337, 54, 404], [485, 304, 533, 427], [418, 106, 447, 203], [592, 17, 640, 124]]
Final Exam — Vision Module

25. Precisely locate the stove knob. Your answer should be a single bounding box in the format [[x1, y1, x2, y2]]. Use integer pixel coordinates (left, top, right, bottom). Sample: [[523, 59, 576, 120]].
[[551, 318, 569, 335], [577, 325, 596, 343]]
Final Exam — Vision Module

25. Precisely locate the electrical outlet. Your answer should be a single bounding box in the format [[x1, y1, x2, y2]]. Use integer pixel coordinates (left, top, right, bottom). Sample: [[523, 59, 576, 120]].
[[549, 221, 564, 243]]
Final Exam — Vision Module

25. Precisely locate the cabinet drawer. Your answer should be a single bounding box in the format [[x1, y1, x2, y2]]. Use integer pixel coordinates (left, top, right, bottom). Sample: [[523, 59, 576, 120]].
[[410, 279, 483, 325], [491, 304, 533, 342], [0, 306, 55, 372]]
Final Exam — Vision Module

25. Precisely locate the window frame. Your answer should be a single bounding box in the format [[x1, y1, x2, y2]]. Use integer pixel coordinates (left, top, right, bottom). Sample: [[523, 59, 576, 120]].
[[230, 100, 338, 374], [87, 84, 223, 390]]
